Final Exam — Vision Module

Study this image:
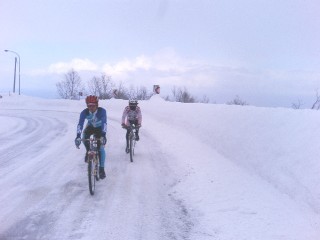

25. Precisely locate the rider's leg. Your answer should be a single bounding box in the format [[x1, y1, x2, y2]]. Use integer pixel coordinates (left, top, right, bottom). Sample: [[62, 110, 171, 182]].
[[135, 128, 140, 141], [125, 130, 130, 152], [99, 147, 105, 167], [83, 129, 91, 162], [99, 146, 106, 179], [134, 120, 140, 141]]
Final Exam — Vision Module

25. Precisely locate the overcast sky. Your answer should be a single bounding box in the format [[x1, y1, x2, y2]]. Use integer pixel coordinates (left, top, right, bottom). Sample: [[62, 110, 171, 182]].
[[1, 0, 319, 107]]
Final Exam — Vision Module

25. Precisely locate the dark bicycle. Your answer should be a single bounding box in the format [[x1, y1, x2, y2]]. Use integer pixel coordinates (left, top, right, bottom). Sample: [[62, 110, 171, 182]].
[[123, 123, 139, 162], [81, 135, 100, 195]]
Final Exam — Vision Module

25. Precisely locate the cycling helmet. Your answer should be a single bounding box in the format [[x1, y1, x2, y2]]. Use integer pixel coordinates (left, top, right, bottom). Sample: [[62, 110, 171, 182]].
[[86, 95, 99, 105], [129, 99, 138, 106]]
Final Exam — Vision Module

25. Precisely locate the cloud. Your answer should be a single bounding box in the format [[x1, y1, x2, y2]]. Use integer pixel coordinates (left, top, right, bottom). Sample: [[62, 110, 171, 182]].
[[102, 55, 151, 77], [26, 50, 320, 105], [28, 49, 219, 88], [101, 49, 215, 87], [102, 49, 195, 76], [27, 49, 252, 90], [29, 58, 99, 75], [48, 58, 98, 73]]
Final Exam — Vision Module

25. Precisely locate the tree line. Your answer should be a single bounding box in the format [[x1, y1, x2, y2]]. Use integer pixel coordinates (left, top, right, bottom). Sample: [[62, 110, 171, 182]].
[[56, 69, 212, 103], [56, 69, 255, 105]]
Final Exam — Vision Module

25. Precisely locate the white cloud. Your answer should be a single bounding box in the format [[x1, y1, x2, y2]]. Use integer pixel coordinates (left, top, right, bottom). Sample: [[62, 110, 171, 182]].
[[28, 58, 99, 76], [102, 55, 151, 77], [152, 48, 189, 72], [102, 49, 192, 76], [17, 50, 320, 108], [28, 50, 215, 88], [26, 50, 320, 105], [48, 58, 98, 73], [101, 49, 211, 87]]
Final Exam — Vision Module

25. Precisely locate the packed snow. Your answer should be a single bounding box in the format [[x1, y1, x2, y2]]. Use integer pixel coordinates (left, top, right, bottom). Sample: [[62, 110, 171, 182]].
[[0, 93, 320, 240]]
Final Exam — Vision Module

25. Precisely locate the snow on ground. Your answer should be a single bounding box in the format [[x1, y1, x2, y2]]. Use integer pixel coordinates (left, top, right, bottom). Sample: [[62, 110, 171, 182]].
[[0, 93, 320, 240]]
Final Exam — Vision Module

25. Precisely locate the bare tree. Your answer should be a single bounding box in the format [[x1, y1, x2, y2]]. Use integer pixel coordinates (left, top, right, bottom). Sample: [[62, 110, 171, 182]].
[[311, 90, 320, 110], [87, 76, 100, 97], [170, 86, 196, 103], [99, 74, 114, 99], [87, 74, 114, 99], [292, 99, 303, 109], [200, 95, 210, 103], [134, 86, 153, 100], [227, 95, 249, 106], [181, 88, 195, 103], [126, 85, 136, 100], [56, 69, 83, 99], [114, 82, 129, 100]]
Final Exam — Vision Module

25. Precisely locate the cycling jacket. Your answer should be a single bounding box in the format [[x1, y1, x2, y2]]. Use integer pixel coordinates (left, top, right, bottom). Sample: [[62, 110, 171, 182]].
[[122, 106, 142, 125], [77, 107, 107, 137]]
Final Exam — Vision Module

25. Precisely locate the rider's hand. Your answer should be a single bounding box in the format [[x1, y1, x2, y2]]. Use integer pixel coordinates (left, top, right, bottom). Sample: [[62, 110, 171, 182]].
[[121, 123, 126, 128], [101, 136, 107, 145], [75, 137, 81, 148]]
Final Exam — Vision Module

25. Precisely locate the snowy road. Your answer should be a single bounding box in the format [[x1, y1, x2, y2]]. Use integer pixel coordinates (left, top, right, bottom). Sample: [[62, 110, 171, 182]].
[[0, 108, 191, 240], [0, 110, 188, 240], [1, 95, 320, 240]]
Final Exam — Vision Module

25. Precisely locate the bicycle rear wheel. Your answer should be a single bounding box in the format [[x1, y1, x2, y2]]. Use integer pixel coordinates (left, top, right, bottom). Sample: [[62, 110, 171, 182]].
[[88, 159, 96, 195]]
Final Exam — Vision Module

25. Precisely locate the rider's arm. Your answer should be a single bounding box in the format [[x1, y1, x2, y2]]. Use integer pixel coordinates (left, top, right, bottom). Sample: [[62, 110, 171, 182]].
[[100, 108, 107, 137], [137, 107, 142, 125], [121, 106, 129, 125], [77, 109, 87, 137]]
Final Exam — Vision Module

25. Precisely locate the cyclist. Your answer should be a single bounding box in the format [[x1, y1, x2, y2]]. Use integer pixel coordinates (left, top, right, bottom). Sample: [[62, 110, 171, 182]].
[[121, 99, 142, 153], [75, 95, 107, 179]]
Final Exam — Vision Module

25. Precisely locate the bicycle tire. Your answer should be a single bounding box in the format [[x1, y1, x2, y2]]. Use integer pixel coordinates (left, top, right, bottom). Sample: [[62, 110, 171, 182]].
[[132, 138, 136, 156], [129, 134, 134, 162], [95, 155, 100, 181], [88, 159, 95, 195]]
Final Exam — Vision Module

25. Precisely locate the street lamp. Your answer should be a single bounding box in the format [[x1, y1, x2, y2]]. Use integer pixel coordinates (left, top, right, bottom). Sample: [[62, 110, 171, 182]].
[[4, 49, 21, 95]]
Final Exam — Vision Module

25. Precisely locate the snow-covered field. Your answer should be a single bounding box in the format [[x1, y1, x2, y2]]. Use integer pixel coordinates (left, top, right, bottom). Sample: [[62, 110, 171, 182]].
[[0, 94, 320, 240]]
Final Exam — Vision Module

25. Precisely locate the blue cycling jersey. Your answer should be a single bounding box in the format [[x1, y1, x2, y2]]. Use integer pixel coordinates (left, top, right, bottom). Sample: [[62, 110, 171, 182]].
[[77, 107, 107, 137]]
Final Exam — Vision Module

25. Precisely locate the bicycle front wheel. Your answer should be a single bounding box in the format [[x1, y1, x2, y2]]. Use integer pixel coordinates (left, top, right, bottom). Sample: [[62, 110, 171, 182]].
[[129, 135, 134, 162], [95, 155, 100, 181], [88, 159, 96, 195], [132, 139, 136, 156]]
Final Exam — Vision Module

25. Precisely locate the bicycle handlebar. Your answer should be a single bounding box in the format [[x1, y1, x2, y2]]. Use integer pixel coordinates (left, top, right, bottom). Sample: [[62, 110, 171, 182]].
[[81, 138, 103, 142], [122, 125, 140, 130], [76, 136, 104, 149]]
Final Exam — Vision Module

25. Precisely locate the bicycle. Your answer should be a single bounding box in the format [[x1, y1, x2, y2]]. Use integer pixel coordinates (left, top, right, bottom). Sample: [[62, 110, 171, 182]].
[[80, 134, 101, 195], [123, 123, 139, 162]]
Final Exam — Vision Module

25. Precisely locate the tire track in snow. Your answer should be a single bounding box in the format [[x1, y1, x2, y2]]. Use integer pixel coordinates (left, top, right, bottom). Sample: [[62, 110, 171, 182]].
[[0, 109, 194, 240]]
